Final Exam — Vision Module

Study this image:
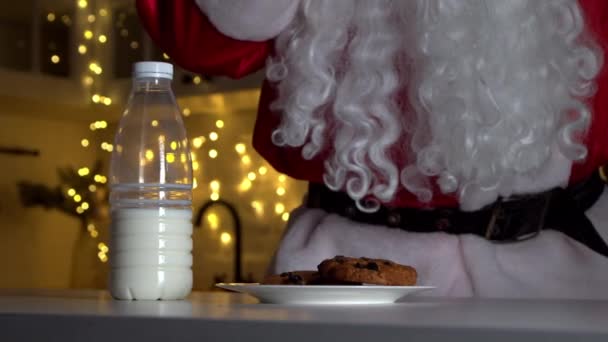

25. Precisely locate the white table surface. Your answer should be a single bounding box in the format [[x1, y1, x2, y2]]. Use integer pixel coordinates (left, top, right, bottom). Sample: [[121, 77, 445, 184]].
[[0, 289, 607, 342]]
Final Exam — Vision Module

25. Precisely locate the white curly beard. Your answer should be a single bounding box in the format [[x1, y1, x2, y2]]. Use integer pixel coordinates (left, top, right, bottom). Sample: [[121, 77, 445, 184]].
[[266, 0, 603, 211]]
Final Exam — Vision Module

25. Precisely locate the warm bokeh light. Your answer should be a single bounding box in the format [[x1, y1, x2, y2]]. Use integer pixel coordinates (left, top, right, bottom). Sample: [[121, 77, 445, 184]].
[[207, 213, 219, 230], [239, 179, 252, 192], [235, 143, 246, 154], [274, 203, 285, 215], [220, 232, 231, 245]]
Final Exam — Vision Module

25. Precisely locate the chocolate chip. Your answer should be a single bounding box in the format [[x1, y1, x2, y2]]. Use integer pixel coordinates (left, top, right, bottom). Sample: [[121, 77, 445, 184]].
[[280, 272, 288, 277], [383, 261, 391, 265], [335, 256, 346, 264], [366, 262, 379, 271], [354, 262, 365, 269], [287, 273, 304, 284]]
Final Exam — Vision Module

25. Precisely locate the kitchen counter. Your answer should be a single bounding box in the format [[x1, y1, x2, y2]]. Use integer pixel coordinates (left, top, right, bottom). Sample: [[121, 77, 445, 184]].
[[0, 289, 606, 342]]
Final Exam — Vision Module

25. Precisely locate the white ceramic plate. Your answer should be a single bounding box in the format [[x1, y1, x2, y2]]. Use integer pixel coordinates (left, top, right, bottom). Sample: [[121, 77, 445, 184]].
[[215, 283, 435, 305]]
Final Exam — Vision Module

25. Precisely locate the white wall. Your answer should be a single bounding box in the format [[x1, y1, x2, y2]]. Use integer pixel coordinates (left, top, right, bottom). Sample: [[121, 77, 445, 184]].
[[0, 114, 98, 288]]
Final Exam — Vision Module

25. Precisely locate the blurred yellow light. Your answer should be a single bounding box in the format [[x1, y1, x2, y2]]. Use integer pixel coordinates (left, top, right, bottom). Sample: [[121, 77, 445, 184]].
[[274, 203, 285, 215], [258, 166, 268, 175], [116, 145, 123, 153], [210, 193, 220, 201], [101, 142, 108, 150], [247, 172, 256, 181], [99, 120, 107, 128], [91, 94, 100, 103], [208, 149, 218, 159], [170, 141, 178, 150], [145, 150, 154, 161], [87, 14, 95, 23], [209, 132, 218, 141], [89, 123, 96, 131], [241, 155, 251, 165], [106, 144, 113, 152], [81, 139, 89, 147], [192, 161, 199, 170], [238, 179, 252, 192], [151, 120, 159, 127], [207, 213, 219, 230], [61, 15, 71, 25], [78, 45, 87, 54], [76, 207, 85, 214], [84, 30, 93, 40], [251, 201, 264, 216], [51, 55, 60, 64], [74, 194, 82, 202], [98, 35, 107, 43], [130, 41, 139, 49], [193, 178, 198, 189], [83, 76, 93, 85], [182, 108, 191, 116], [88, 62, 102, 75], [210, 180, 220, 192], [120, 29, 129, 37], [94, 174, 107, 184], [276, 187, 286, 196], [67, 188, 76, 197], [215, 120, 224, 128], [78, 0, 88, 9], [235, 143, 246, 154], [180, 153, 187, 163], [78, 167, 90, 176], [87, 223, 95, 232], [47, 13, 55, 22], [88, 184, 97, 192], [99, 8, 108, 16], [278, 175, 287, 182], [97, 251, 107, 262], [281, 212, 290, 222], [220, 232, 232, 245], [81, 202, 90, 210], [98, 242, 109, 253], [90, 230, 99, 238], [103, 97, 112, 106], [190, 152, 197, 161], [192, 137, 205, 148], [193, 76, 201, 85], [163, 53, 170, 60], [166, 153, 175, 163]]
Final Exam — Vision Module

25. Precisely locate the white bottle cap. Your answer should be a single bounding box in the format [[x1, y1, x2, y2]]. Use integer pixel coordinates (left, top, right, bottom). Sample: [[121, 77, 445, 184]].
[[133, 61, 173, 80]]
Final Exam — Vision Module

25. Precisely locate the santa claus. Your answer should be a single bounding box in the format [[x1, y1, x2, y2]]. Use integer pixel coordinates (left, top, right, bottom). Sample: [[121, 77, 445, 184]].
[[137, 0, 608, 298]]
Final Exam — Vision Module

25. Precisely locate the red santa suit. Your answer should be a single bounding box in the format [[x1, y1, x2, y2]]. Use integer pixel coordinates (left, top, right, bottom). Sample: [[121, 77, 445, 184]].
[[137, 0, 608, 298]]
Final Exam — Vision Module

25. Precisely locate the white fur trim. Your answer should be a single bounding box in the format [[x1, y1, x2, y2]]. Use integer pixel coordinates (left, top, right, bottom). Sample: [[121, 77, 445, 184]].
[[194, 0, 300, 41], [270, 205, 608, 299]]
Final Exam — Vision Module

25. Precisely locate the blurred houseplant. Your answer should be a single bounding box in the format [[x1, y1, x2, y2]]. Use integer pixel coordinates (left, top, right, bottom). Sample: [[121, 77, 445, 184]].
[[17, 160, 110, 289]]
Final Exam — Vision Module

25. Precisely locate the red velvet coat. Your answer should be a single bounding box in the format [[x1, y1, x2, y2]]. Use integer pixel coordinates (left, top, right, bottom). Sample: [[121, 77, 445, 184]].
[[137, 0, 608, 208]]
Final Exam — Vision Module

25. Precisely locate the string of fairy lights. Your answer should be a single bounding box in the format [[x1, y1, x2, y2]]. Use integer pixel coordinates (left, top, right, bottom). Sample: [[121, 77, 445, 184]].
[[48, 1, 293, 264]]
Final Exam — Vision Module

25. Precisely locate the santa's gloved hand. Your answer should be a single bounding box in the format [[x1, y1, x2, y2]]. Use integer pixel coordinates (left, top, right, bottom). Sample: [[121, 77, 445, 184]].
[[194, 0, 300, 41]]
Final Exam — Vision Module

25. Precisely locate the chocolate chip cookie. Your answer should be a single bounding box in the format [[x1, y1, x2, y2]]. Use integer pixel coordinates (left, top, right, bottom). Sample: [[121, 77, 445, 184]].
[[262, 271, 322, 285], [317, 256, 417, 286]]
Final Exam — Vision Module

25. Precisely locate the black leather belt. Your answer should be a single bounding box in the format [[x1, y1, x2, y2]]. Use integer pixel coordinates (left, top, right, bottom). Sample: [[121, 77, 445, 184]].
[[306, 170, 608, 257]]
